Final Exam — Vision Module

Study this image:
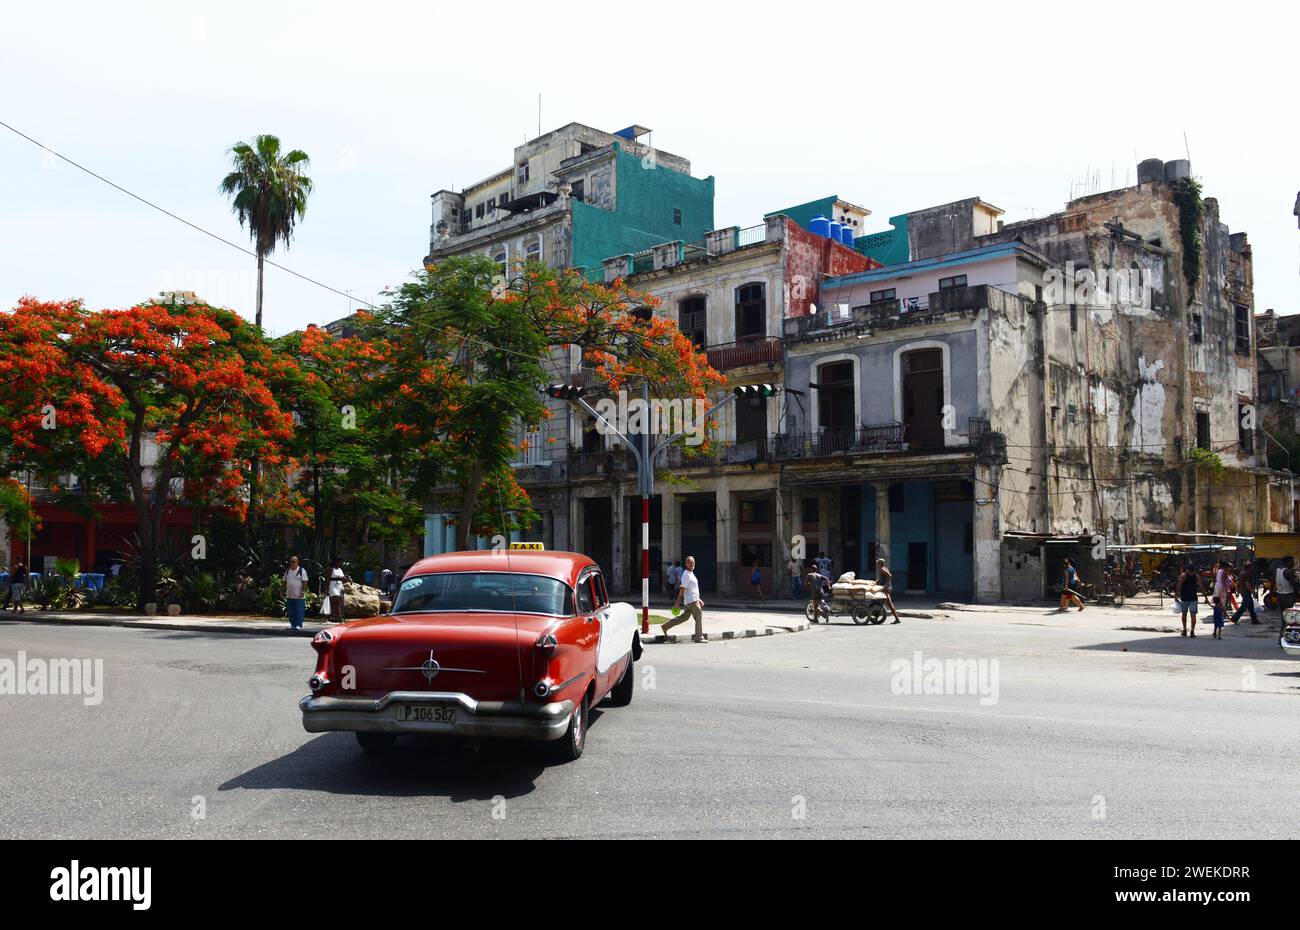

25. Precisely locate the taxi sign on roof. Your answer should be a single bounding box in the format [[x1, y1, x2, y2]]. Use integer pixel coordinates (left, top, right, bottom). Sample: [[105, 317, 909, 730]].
[[508, 542, 545, 550]]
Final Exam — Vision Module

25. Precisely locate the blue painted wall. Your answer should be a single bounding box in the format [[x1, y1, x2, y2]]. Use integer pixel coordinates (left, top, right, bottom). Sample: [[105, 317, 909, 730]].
[[861, 482, 973, 594]]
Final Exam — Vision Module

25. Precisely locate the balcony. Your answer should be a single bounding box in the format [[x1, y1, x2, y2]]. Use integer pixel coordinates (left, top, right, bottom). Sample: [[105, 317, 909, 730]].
[[705, 337, 782, 371], [774, 423, 907, 459]]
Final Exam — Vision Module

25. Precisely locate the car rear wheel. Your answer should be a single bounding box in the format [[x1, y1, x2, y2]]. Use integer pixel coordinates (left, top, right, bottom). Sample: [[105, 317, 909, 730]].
[[355, 731, 397, 752], [550, 692, 589, 762], [608, 655, 634, 706]]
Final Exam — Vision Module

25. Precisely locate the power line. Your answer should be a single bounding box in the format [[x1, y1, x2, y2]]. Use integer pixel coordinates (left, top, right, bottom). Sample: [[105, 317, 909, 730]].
[[0, 118, 628, 378], [0, 118, 374, 312]]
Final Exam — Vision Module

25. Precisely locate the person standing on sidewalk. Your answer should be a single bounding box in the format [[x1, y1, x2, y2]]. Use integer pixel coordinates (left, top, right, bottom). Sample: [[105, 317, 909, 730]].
[[1275, 556, 1297, 614], [327, 558, 347, 623], [663, 555, 706, 642], [789, 554, 803, 601], [8, 560, 27, 613], [876, 558, 901, 624], [748, 560, 765, 601], [1210, 560, 1230, 640], [1176, 562, 1202, 638], [284, 555, 308, 630], [1233, 560, 1260, 625]]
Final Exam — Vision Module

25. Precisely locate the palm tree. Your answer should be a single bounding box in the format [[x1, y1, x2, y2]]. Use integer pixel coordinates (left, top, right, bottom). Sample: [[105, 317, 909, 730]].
[[219, 135, 313, 329]]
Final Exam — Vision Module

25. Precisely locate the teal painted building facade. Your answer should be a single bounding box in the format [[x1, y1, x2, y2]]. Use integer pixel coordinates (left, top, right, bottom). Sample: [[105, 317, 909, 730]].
[[860, 481, 974, 596], [570, 144, 715, 277]]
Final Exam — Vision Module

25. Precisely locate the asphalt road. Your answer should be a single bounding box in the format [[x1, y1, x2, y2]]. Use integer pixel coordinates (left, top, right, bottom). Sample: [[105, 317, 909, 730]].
[[2, 607, 1297, 839]]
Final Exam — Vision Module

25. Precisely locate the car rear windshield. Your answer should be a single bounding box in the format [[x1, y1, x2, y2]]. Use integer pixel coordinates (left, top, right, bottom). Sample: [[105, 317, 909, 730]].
[[392, 572, 574, 616]]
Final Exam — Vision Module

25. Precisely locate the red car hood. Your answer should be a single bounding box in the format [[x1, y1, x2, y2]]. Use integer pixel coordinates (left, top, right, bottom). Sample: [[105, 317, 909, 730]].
[[333, 612, 553, 701]]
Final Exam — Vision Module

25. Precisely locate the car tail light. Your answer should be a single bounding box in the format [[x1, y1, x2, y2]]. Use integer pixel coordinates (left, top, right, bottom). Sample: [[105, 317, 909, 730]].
[[534, 680, 552, 698], [535, 632, 558, 658], [308, 674, 329, 693]]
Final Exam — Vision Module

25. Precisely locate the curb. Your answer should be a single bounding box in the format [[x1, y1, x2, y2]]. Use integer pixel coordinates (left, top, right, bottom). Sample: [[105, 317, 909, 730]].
[[648, 621, 811, 644], [1, 613, 327, 637]]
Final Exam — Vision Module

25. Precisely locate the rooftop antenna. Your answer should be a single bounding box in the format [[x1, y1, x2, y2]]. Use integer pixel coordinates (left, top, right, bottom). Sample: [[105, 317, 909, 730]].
[[538, 93, 542, 138], [1183, 131, 1191, 162]]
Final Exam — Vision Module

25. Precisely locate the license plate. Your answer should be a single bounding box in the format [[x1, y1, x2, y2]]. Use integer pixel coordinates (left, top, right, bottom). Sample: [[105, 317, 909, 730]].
[[397, 704, 456, 724]]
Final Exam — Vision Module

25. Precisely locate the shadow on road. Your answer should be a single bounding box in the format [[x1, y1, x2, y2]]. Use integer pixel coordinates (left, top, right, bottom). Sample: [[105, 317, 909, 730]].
[[218, 707, 610, 801]]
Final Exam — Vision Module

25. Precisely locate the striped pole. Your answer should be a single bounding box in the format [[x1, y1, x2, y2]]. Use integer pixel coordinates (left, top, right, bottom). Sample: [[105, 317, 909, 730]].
[[641, 495, 650, 634]]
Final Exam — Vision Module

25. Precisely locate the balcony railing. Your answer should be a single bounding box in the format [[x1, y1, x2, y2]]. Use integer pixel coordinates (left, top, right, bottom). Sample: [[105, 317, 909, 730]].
[[774, 424, 907, 459], [736, 224, 767, 247], [704, 337, 783, 370]]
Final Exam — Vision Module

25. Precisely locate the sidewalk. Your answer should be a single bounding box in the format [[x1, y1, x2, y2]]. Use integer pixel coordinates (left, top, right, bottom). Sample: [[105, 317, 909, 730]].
[[0, 609, 330, 636]]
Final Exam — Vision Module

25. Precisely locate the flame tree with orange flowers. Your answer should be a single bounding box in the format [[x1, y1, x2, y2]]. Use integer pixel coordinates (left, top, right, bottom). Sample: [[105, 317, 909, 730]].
[[0, 296, 298, 610], [368, 256, 722, 551]]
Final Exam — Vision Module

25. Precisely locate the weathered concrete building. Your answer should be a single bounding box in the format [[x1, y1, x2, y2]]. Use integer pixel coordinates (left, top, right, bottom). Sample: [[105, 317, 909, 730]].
[[838, 158, 1293, 597], [573, 213, 876, 596]]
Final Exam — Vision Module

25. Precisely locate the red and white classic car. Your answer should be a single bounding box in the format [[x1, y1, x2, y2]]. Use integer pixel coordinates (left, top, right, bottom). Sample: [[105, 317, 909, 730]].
[[299, 549, 641, 761]]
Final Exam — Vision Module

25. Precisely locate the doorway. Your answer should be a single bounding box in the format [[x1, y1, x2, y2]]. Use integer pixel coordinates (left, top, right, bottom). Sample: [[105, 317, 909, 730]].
[[906, 541, 928, 592], [902, 349, 944, 450]]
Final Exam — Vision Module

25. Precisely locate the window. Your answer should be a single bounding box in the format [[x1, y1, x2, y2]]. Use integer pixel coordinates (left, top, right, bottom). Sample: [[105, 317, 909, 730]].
[[740, 543, 772, 569], [870, 288, 896, 303], [888, 484, 904, 513], [518, 162, 530, 183], [526, 237, 541, 262], [499, 191, 509, 206], [1235, 305, 1251, 354], [735, 283, 766, 341], [816, 361, 855, 431], [740, 500, 772, 524], [392, 572, 573, 616], [1196, 411, 1211, 450], [1190, 313, 1203, 344], [1238, 403, 1254, 454], [475, 202, 485, 219], [486, 197, 496, 212], [570, 179, 585, 202], [801, 497, 819, 524], [673, 208, 682, 225], [678, 295, 706, 348], [1069, 306, 1078, 333], [938, 274, 967, 291], [592, 573, 609, 608], [493, 251, 507, 277], [577, 576, 595, 613]]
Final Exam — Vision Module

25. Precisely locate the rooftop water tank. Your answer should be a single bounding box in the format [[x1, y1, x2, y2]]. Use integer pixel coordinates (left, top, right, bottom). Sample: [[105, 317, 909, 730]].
[[1137, 158, 1165, 184], [1164, 159, 1191, 181], [809, 215, 831, 238], [828, 221, 844, 243], [840, 225, 855, 247]]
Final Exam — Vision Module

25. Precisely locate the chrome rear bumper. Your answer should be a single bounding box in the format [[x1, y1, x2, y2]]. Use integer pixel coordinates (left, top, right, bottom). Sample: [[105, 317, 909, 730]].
[[300, 691, 573, 741]]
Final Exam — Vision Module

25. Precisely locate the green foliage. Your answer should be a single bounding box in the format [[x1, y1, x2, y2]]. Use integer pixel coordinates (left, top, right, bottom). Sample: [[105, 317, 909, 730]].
[[1188, 445, 1224, 483], [0, 479, 39, 539], [1171, 177, 1203, 292], [177, 572, 221, 612], [255, 577, 286, 617]]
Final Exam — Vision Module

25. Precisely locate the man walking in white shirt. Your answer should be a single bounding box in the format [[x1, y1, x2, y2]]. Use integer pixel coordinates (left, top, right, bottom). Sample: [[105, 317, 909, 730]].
[[664, 555, 706, 642]]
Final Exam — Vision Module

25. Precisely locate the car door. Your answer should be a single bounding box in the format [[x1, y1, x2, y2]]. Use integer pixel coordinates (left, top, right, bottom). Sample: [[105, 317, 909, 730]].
[[575, 570, 601, 665]]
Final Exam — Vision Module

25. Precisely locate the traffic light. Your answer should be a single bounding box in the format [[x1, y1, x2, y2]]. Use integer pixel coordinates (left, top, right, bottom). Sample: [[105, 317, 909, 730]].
[[734, 384, 779, 398], [544, 383, 586, 400]]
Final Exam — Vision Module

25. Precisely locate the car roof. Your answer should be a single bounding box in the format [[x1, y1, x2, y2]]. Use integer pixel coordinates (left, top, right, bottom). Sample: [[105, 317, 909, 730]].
[[404, 550, 597, 585]]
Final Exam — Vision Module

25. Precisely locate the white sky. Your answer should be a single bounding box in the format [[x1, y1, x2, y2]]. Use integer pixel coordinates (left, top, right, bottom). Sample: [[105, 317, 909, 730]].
[[2, 1, 1296, 336]]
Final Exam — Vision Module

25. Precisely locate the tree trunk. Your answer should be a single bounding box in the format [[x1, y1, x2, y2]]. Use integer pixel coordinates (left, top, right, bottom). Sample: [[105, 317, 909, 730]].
[[456, 461, 486, 550], [255, 253, 265, 330]]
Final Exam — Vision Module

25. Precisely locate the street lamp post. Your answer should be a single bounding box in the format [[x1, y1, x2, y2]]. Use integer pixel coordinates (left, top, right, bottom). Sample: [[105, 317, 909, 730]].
[[547, 382, 779, 633]]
